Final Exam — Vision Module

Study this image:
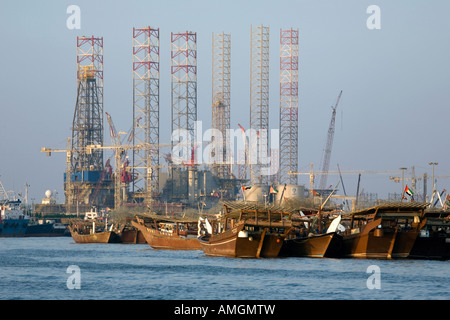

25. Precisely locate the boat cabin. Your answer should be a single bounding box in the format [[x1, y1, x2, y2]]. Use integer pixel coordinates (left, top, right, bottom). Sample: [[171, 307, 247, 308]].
[[342, 202, 428, 235]]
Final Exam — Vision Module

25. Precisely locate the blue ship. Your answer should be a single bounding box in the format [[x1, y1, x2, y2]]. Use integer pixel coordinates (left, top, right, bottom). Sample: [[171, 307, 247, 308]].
[[0, 200, 30, 237], [24, 219, 71, 237]]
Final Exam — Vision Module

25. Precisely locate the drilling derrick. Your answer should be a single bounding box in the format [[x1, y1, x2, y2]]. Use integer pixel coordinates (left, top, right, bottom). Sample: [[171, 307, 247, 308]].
[[279, 28, 299, 185], [72, 65, 103, 171], [133, 27, 160, 204], [65, 36, 113, 211], [211, 32, 231, 179], [170, 31, 197, 202], [249, 25, 270, 185]]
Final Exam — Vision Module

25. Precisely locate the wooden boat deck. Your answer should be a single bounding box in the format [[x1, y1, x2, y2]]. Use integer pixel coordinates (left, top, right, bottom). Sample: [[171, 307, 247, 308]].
[[132, 215, 201, 250]]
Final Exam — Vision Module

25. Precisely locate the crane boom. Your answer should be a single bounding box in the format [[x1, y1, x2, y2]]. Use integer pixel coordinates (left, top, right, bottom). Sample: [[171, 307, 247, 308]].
[[318, 90, 342, 190]]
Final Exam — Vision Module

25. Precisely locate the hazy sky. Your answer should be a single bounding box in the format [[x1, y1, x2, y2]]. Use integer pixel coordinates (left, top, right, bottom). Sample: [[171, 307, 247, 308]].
[[1, 0, 449, 204]]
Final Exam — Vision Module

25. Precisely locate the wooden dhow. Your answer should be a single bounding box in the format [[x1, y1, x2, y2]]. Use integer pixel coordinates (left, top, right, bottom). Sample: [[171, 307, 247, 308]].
[[280, 185, 344, 258], [279, 213, 343, 258], [69, 219, 122, 244], [132, 215, 201, 250], [116, 218, 147, 244], [118, 225, 147, 244], [198, 202, 293, 258], [340, 202, 428, 259], [409, 209, 450, 259]]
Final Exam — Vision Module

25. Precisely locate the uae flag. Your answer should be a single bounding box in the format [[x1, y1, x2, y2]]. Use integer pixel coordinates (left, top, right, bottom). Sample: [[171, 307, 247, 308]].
[[270, 186, 278, 194], [242, 186, 252, 191], [405, 185, 414, 197]]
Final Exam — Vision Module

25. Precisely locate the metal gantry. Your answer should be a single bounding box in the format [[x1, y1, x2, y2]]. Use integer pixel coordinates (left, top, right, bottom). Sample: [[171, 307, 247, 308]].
[[279, 28, 299, 185], [132, 27, 160, 202], [211, 32, 231, 179], [171, 31, 197, 199], [72, 36, 104, 172], [171, 31, 197, 148], [249, 25, 270, 185], [67, 36, 106, 209]]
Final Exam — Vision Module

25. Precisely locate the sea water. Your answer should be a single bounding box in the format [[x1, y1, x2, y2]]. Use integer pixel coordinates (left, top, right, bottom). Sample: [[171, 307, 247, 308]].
[[0, 237, 449, 300]]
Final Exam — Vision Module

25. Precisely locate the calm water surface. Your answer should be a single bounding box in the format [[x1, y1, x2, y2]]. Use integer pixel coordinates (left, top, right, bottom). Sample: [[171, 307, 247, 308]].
[[0, 237, 449, 300]]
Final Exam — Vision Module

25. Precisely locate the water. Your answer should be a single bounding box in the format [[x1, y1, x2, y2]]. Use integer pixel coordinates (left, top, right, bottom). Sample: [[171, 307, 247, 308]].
[[1, 237, 449, 300]]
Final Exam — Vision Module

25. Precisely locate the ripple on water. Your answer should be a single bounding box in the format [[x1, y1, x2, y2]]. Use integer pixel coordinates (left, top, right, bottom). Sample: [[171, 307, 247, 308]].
[[0, 237, 449, 300]]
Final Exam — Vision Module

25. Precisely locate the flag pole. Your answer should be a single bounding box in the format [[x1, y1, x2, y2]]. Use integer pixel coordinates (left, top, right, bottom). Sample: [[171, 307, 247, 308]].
[[400, 167, 407, 202]]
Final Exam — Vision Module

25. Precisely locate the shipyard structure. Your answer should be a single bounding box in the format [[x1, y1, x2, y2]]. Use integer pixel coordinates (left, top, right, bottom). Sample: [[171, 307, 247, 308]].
[[42, 26, 311, 214]]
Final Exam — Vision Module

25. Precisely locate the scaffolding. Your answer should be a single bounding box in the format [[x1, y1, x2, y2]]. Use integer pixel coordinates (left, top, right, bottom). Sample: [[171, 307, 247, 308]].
[[211, 32, 231, 179], [249, 25, 270, 185], [72, 36, 104, 173], [170, 31, 197, 200], [279, 28, 299, 185], [65, 36, 113, 211], [132, 27, 160, 202]]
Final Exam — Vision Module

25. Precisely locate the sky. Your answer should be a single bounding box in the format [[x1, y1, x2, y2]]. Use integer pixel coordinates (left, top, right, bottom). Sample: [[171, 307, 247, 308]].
[[0, 0, 449, 204]]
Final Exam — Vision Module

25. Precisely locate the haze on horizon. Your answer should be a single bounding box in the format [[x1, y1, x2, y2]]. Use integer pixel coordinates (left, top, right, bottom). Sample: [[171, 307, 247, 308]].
[[0, 0, 449, 204]]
